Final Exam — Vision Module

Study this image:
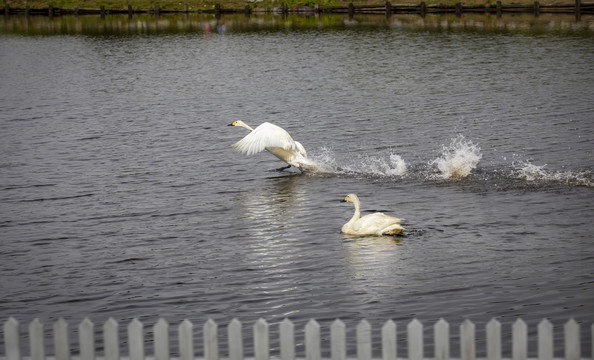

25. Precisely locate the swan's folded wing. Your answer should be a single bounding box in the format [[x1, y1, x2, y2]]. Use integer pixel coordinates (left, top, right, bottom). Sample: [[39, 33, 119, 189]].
[[354, 213, 402, 232], [233, 122, 299, 155]]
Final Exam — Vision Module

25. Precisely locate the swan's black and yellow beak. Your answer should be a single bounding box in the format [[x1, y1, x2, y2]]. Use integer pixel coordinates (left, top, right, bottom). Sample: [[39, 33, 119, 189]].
[[227, 122, 237, 127], [341, 196, 348, 202]]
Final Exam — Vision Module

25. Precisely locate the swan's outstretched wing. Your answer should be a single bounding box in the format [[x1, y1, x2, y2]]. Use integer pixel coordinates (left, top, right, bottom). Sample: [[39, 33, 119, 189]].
[[233, 122, 300, 156]]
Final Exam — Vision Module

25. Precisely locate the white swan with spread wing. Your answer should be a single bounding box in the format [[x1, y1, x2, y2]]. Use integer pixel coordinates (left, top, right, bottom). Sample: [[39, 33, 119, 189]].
[[228, 120, 318, 172], [341, 193, 404, 236]]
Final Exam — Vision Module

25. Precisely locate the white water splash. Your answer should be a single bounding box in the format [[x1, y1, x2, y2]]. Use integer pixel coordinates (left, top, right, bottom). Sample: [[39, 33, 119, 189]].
[[306, 141, 592, 188], [343, 152, 408, 177], [307, 147, 408, 177], [305, 147, 341, 174], [430, 135, 482, 180], [514, 161, 594, 187], [515, 162, 549, 181], [388, 154, 408, 176]]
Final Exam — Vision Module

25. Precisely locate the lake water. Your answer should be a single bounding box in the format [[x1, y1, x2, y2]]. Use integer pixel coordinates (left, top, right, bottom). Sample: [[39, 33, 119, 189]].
[[0, 12, 593, 358]]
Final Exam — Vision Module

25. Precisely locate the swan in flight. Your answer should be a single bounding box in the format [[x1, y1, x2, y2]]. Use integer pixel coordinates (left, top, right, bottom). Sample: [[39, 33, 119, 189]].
[[228, 120, 319, 172], [341, 193, 404, 236]]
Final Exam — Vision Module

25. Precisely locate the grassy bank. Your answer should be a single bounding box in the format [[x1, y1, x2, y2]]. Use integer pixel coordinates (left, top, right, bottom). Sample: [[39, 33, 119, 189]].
[[2, 0, 578, 11]]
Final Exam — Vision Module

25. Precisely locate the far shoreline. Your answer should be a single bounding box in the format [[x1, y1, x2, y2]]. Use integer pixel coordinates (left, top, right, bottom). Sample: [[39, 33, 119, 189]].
[[2, 0, 592, 17]]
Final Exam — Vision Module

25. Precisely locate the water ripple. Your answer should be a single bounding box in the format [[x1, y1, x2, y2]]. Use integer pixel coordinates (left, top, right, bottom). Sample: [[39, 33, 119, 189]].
[[0, 21, 593, 357]]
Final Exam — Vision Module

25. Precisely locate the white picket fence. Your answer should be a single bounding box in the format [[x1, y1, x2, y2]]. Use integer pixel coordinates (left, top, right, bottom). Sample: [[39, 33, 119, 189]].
[[2, 317, 592, 360]]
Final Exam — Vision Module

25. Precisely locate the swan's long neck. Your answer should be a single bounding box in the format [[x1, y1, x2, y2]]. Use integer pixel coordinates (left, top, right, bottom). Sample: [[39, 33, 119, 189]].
[[237, 122, 254, 132], [347, 197, 361, 226]]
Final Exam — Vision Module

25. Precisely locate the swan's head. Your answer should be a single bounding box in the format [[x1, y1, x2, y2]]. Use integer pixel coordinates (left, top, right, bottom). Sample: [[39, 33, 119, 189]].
[[228, 120, 254, 132], [342, 193, 359, 204]]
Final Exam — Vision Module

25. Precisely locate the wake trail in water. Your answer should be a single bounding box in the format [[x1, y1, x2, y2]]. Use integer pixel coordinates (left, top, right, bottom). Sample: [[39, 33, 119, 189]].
[[307, 134, 481, 180], [304, 147, 407, 177], [304, 134, 593, 188], [342, 153, 408, 177], [513, 161, 594, 187]]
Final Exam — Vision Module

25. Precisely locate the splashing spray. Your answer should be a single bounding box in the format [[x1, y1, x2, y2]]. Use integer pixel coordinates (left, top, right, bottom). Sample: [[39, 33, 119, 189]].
[[387, 154, 408, 176], [308, 147, 408, 177], [306, 147, 340, 174], [514, 161, 594, 187], [431, 135, 482, 180]]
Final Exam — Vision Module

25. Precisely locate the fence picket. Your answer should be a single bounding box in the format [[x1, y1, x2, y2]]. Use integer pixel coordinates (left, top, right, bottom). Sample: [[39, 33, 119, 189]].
[[4, 317, 20, 360], [179, 319, 194, 360], [203, 319, 218, 360], [53, 318, 70, 360], [357, 320, 372, 360], [381, 320, 396, 360], [460, 319, 475, 360], [538, 319, 553, 360], [513, 319, 527, 360], [254, 318, 269, 360], [228, 319, 242, 360], [564, 319, 580, 360], [280, 318, 295, 360], [435, 319, 450, 360], [79, 318, 95, 360], [407, 319, 423, 360], [331, 319, 346, 360], [29, 319, 45, 360], [103, 318, 119, 360], [1, 316, 590, 360], [486, 319, 501, 360], [155, 318, 170, 360], [127, 319, 144, 360], [306, 319, 321, 360]]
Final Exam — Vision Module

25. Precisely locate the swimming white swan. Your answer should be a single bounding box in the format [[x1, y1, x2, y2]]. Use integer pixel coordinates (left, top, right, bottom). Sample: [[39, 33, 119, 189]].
[[228, 120, 318, 172], [341, 193, 404, 236]]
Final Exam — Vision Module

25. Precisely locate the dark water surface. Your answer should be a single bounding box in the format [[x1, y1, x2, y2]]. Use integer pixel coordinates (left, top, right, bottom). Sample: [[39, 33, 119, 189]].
[[1, 12, 593, 357]]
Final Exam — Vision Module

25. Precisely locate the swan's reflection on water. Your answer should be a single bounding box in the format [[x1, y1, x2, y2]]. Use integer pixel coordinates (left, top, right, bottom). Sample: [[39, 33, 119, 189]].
[[228, 173, 345, 321], [230, 174, 311, 266], [233, 173, 311, 239], [340, 235, 405, 296]]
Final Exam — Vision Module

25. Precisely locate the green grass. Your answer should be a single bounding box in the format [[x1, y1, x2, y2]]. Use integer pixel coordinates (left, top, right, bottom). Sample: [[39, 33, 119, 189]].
[[4, 0, 575, 10]]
